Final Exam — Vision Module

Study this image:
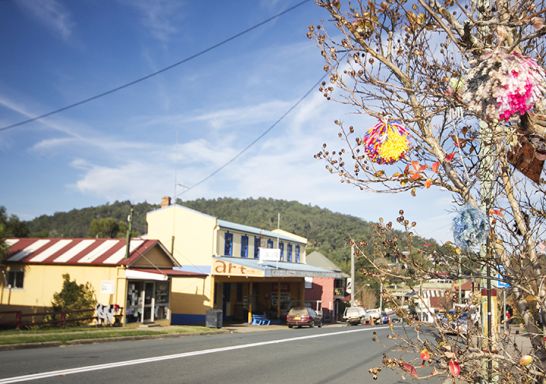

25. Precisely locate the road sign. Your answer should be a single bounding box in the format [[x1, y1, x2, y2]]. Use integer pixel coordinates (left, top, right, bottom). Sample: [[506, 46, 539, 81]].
[[495, 265, 510, 288]]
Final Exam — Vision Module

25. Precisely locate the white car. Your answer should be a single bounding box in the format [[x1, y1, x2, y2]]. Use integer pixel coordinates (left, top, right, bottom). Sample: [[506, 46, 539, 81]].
[[365, 308, 382, 322], [343, 306, 367, 325]]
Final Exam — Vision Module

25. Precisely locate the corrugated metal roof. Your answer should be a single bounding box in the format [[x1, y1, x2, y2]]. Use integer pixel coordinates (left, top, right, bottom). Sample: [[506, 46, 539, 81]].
[[213, 257, 344, 278], [217, 220, 305, 244], [4, 238, 163, 266], [306, 251, 345, 273]]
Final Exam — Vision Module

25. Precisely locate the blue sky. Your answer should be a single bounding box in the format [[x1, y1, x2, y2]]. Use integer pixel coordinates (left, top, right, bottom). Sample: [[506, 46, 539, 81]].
[[0, 0, 455, 242]]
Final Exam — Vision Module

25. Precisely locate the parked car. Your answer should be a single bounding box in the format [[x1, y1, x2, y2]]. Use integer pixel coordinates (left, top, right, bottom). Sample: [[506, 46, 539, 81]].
[[375, 311, 390, 324], [343, 306, 367, 325], [365, 308, 382, 323], [388, 313, 403, 323], [286, 307, 323, 328], [437, 310, 474, 335]]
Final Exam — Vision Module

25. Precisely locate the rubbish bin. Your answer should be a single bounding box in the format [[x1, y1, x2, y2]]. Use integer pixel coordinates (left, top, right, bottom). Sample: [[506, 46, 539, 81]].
[[206, 309, 223, 328]]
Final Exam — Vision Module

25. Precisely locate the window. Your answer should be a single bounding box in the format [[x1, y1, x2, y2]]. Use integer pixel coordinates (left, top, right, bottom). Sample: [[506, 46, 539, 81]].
[[7, 270, 24, 289], [267, 239, 274, 248], [254, 237, 261, 258], [295, 245, 301, 263], [241, 235, 249, 258], [279, 242, 284, 260], [224, 232, 233, 256], [287, 244, 293, 262]]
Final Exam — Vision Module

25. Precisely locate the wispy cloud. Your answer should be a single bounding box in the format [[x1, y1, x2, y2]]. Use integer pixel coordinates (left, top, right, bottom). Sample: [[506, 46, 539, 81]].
[[122, 0, 185, 44], [0, 93, 156, 155], [16, 0, 74, 41], [129, 99, 293, 132], [0, 94, 82, 138]]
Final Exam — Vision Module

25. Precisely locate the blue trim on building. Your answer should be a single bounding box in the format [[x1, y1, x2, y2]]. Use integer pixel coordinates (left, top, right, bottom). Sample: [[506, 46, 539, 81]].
[[171, 313, 206, 325]]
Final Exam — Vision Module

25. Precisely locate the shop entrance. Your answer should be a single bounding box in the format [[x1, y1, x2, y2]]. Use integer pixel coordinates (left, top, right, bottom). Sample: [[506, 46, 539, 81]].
[[214, 279, 304, 324], [126, 280, 169, 323]]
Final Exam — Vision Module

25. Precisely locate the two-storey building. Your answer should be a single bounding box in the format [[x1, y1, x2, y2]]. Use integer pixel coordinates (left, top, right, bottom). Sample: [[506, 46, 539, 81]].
[[146, 197, 343, 325]]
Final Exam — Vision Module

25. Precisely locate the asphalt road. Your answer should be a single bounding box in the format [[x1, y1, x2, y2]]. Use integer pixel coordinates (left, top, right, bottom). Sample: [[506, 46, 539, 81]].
[[0, 325, 436, 384]]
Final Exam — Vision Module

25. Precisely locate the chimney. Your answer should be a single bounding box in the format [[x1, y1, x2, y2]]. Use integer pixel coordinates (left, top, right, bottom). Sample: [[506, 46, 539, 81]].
[[161, 196, 171, 208]]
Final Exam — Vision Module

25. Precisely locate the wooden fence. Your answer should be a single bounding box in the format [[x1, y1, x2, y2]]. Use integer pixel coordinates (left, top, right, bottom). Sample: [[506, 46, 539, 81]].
[[0, 308, 120, 329]]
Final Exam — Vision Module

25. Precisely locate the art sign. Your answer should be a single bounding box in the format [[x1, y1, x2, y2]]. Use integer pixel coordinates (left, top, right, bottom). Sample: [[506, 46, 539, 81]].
[[212, 259, 264, 277]]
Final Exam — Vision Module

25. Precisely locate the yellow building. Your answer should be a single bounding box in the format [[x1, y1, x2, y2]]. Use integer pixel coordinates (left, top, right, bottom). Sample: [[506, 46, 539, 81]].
[[146, 198, 343, 325], [0, 238, 205, 326]]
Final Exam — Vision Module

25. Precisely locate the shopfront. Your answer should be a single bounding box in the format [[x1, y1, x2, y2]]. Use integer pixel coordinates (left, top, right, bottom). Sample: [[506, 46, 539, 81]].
[[125, 277, 170, 323], [211, 257, 339, 324]]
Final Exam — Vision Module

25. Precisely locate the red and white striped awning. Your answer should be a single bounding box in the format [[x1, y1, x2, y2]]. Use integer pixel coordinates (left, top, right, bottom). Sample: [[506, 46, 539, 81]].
[[421, 290, 446, 298], [5, 238, 159, 266]]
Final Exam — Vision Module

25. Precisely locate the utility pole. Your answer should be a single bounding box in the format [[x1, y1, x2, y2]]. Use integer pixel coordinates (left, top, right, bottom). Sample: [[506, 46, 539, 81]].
[[458, 253, 462, 305], [479, 119, 498, 383], [350, 243, 355, 306], [379, 280, 383, 313], [124, 206, 134, 259]]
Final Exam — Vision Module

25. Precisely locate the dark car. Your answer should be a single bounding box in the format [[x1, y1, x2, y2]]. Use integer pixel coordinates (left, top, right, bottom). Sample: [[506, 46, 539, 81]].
[[286, 307, 323, 328]]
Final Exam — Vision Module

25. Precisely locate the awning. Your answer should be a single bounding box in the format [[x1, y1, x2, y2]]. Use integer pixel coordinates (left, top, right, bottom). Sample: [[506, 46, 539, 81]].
[[211, 257, 345, 279], [126, 269, 168, 281], [126, 268, 206, 281]]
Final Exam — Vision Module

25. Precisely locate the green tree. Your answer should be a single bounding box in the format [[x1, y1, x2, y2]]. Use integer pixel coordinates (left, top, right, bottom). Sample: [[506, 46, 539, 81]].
[[89, 217, 122, 238], [0, 207, 29, 237], [0, 207, 29, 263], [51, 274, 96, 324]]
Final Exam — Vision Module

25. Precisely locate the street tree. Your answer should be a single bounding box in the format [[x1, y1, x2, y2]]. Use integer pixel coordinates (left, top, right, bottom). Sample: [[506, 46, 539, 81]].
[[311, 0, 545, 381]]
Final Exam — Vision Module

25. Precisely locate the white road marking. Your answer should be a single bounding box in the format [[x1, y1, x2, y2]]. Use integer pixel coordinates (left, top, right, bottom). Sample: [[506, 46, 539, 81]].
[[0, 327, 389, 383]]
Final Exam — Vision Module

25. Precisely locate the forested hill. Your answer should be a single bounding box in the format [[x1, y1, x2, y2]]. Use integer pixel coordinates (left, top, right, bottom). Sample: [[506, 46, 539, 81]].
[[25, 197, 437, 270]]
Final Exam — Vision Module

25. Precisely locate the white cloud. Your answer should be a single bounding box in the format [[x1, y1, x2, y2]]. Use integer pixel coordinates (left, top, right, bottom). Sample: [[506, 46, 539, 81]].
[[189, 100, 293, 130], [74, 161, 173, 202], [0, 94, 82, 138], [16, 0, 73, 41], [131, 99, 293, 132], [122, 0, 185, 44]]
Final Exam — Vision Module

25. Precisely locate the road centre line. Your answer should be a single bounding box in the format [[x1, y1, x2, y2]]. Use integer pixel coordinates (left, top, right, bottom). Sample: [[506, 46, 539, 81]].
[[0, 326, 389, 383]]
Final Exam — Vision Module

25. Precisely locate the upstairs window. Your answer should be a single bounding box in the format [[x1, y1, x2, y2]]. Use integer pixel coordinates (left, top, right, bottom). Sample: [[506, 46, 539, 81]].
[[280, 242, 284, 260], [7, 270, 24, 289], [254, 237, 261, 258], [295, 245, 301, 263], [287, 244, 293, 262], [267, 239, 274, 248], [241, 235, 249, 258], [224, 232, 233, 256]]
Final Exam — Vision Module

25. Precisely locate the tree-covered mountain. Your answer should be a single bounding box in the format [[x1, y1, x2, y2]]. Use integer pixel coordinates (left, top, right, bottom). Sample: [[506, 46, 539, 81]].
[[26, 201, 157, 238], [23, 197, 438, 271]]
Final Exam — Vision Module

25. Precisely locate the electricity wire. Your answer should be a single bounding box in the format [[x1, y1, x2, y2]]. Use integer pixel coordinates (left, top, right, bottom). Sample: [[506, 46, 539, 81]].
[[0, 0, 311, 133], [177, 69, 335, 198]]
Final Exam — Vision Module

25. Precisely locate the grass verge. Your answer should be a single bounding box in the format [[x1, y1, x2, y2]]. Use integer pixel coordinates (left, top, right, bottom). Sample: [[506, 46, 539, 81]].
[[0, 326, 220, 346]]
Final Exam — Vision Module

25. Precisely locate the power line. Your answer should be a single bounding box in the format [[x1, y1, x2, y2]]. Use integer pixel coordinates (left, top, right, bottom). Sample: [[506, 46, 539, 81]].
[[0, 0, 311, 133], [177, 70, 332, 198]]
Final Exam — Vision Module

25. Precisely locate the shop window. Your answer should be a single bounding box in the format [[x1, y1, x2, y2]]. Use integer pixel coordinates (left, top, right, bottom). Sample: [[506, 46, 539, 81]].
[[280, 242, 284, 260], [287, 244, 293, 262], [224, 232, 233, 256], [254, 237, 261, 258], [7, 270, 24, 288], [241, 235, 249, 258], [295, 245, 301, 263], [267, 239, 274, 248]]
